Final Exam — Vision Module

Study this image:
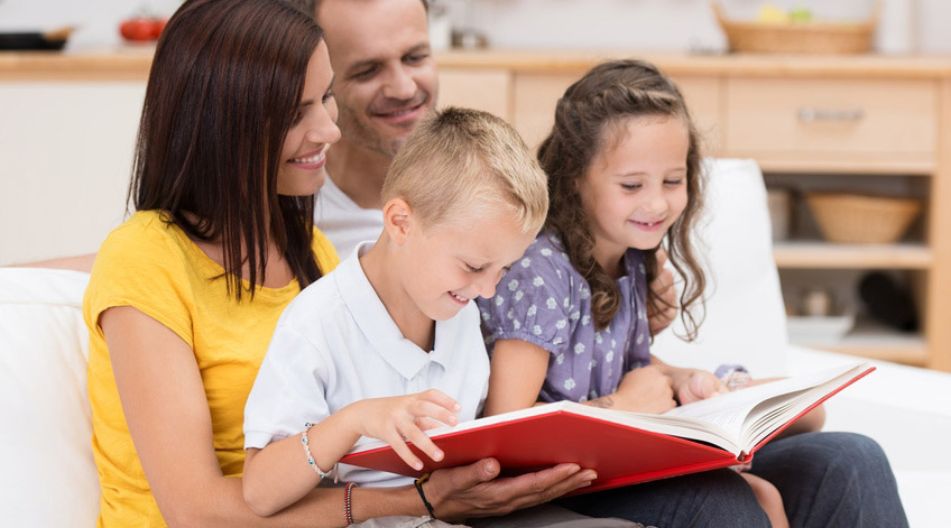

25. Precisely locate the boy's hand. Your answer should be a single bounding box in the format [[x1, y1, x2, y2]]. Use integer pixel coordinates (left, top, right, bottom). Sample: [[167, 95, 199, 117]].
[[675, 370, 728, 405], [346, 389, 460, 471], [648, 248, 677, 336], [613, 365, 676, 413]]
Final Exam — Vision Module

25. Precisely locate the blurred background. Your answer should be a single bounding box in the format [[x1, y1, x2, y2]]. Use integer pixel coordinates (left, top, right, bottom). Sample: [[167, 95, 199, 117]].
[[1, 0, 951, 53], [2, 0, 950, 371]]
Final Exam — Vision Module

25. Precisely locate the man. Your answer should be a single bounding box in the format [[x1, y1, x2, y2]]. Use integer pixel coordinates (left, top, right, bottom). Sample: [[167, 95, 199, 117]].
[[313, 0, 438, 257], [309, 0, 676, 336]]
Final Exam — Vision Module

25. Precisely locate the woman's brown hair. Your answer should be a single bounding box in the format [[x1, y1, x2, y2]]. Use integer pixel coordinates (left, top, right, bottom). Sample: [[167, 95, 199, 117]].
[[129, 0, 325, 299], [537, 59, 706, 339]]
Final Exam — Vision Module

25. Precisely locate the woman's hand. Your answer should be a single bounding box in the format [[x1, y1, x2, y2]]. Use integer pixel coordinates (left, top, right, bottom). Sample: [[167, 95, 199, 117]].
[[611, 365, 677, 413], [346, 389, 460, 471], [422, 458, 597, 521]]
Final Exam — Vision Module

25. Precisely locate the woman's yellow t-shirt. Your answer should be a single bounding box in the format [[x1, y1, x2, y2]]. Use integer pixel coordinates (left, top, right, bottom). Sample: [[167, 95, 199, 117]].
[[83, 210, 339, 527]]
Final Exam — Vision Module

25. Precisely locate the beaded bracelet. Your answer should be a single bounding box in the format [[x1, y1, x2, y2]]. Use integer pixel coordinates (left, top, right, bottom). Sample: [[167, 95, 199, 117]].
[[300, 422, 334, 480], [344, 481, 356, 525], [413, 472, 438, 520]]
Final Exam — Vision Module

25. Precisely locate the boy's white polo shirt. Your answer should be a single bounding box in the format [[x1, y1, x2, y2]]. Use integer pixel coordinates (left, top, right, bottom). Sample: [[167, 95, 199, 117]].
[[243, 242, 490, 487]]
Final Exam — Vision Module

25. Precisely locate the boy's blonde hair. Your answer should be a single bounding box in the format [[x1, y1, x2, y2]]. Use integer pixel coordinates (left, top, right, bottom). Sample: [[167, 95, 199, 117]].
[[382, 107, 548, 234]]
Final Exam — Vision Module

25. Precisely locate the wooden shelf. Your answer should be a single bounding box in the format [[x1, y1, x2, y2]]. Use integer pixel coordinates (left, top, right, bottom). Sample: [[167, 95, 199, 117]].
[[773, 242, 932, 269], [789, 320, 928, 366]]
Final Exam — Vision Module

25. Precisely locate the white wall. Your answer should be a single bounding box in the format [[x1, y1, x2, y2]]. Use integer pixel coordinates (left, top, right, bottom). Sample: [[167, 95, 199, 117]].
[[0, 83, 144, 265], [1, 0, 949, 53], [444, 0, 950, 54]]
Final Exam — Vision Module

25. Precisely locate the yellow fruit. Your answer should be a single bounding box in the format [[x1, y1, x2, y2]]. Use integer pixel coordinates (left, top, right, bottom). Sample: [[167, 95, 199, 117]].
[[757, 4, 790, 23]]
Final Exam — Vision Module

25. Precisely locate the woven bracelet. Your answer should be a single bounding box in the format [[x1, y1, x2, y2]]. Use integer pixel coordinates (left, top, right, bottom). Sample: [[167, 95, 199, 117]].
[[414, 472, 437, 520]]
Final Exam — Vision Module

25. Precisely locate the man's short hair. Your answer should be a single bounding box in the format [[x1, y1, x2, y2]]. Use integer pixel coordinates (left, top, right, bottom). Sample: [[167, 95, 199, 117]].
[[383, 107, 549, 234]]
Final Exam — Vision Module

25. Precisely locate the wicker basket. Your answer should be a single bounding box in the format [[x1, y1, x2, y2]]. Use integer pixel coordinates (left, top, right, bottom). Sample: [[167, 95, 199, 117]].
[[712, 2, 877, 54], [806, 192, 921, 244]]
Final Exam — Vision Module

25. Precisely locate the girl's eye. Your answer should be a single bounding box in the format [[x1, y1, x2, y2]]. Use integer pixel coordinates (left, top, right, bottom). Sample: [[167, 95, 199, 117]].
[[322, 90, 335, 104], [465, 263, 485, 273], [664, 179, 684, 186], [291, 110, 304, 125], [620, 183, 642, 191]]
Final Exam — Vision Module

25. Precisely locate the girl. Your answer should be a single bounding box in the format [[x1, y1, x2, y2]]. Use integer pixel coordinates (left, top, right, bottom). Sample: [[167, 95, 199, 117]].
[[478, 60, 907, 528], [83, 2, 586, 525]]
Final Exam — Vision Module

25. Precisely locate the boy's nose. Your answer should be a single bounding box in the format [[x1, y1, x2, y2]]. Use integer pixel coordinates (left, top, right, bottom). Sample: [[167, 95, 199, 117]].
[[475, 275, 498, 299]]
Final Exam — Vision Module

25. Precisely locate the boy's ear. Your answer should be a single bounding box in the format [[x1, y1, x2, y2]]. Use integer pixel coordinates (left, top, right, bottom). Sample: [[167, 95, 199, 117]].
[[382, 197, 414, 245]]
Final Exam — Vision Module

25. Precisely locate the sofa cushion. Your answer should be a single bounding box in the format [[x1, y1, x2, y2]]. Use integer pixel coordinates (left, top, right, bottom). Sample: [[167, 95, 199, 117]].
[[652, 159, 788, 377], [0, 268, 98, 526]]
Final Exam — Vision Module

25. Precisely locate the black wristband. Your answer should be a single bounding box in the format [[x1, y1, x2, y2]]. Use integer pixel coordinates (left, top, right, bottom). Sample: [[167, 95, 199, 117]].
[[413, 473, 437, 520]]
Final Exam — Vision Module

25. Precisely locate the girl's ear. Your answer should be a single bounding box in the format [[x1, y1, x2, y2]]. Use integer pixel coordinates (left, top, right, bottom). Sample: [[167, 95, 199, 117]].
[[382, 197, 414, 245]]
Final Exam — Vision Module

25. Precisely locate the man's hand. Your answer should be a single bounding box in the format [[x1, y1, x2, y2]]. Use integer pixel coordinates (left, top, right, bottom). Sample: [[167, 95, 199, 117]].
[[647, 248, 677, 336], [424, 458, 597, 521]]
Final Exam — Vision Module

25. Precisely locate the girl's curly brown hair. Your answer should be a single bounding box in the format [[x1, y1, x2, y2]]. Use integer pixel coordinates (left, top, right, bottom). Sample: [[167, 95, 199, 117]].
[[537, 59, 706, 339]]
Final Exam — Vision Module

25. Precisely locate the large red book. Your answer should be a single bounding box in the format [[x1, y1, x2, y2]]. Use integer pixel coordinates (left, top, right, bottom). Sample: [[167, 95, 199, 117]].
[[342, 362, 874, 494]]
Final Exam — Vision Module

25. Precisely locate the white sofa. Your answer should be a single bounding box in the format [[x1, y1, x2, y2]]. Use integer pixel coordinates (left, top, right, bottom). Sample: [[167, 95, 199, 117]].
[[2, 159, 949, 526]]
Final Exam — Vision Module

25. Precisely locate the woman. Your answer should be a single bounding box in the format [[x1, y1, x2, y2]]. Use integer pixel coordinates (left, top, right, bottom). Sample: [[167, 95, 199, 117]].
[[83, 1, 589, 525]]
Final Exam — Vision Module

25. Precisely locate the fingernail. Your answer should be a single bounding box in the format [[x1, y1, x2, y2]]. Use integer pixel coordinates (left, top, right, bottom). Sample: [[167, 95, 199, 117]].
[[414, 461, 423, 470], [434, 450, 444, 461]]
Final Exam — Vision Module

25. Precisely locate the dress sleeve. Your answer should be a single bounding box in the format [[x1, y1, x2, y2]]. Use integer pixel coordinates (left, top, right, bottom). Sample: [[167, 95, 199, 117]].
[[478, 253, 576, 356]]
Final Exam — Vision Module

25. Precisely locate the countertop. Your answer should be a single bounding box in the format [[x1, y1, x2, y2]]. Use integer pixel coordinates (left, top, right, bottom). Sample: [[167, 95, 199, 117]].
[[2, 48, 951, 81]]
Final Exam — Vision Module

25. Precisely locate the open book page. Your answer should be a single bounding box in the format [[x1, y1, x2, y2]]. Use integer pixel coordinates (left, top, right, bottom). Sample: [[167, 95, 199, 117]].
[[660, 361, 872, 453], [350, 362, 871, 458]]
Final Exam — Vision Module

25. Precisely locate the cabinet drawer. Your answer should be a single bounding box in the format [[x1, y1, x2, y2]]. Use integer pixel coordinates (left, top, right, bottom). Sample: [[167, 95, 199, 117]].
[[725, 78, 936, 164], [438, 68, 512, 122], [513, 73, 722, 152]]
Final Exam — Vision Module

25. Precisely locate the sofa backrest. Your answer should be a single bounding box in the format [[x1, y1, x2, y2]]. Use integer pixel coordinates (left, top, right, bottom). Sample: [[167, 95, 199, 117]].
[[652, 158, 789, 377], [0, 268, 99, 526]]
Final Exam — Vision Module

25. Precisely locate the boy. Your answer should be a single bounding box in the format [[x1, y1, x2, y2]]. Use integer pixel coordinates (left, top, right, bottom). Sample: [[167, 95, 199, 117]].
[[241, 108, 590, 522]]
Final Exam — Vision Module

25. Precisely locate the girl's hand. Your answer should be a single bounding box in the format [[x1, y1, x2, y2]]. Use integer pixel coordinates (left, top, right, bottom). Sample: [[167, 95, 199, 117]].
[[648, 248, 678, 336], [346, 390, 460, 471], [613, 365, 677, 413], [675, 370, 728, 405]]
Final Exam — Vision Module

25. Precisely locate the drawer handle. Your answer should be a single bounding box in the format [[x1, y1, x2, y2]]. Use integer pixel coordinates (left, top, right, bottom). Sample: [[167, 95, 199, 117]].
[[797, 107, 865, 123]]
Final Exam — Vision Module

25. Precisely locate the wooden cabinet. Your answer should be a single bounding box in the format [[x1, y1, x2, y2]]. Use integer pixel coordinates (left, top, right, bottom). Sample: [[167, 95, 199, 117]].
[[434, 51, 951, 371], [510, 74, 722, 151], [438, 68, 512, 119], [2, 50, 949, 370], [724, 78, 937, 172]]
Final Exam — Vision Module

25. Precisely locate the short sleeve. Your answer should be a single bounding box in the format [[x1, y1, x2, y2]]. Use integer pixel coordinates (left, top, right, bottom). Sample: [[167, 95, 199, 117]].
[[478, 250, 576, 356], [83, 214, 194, 346], [311, 227, 340, 275], [243, 322, 333, 449]]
